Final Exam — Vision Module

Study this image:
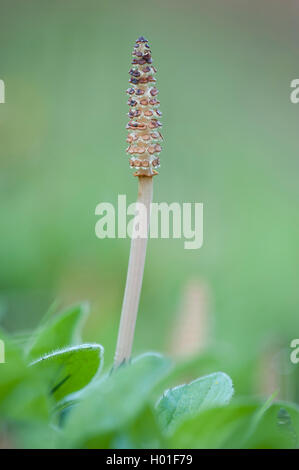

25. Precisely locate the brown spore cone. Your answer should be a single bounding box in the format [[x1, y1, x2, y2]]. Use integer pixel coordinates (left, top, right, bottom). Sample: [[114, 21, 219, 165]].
[[126, 36, 163, 176]]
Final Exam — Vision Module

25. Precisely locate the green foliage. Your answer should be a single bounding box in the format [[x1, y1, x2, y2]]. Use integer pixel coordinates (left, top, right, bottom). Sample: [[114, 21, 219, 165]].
[[27, 303, 88, 360], [0, 305, 298, 449], [63, 353, 171, 448], [168, 401, 261, 448], [31, 343, 103, 402], [245, 402, 299, 449], [157, 372, 234, 433]]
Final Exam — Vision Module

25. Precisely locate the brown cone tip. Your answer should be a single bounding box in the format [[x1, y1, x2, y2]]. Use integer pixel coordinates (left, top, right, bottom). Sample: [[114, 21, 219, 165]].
[[126, 37, 162, 176]]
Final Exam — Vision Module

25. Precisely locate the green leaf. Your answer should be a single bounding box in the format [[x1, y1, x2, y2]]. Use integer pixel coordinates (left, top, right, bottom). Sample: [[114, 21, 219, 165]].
[[0, 329, 54, 422], [122, 405, 165, 449], [168, 401, 260, 448], [31, 343, 103, 402], [1, 375, 52, 422], [157, 372, 234, 433], [167, 398, 299, 449], [64, 353, 172, 447], [245, 402, 299, 449], [12, 421, 61, 449], [86, 406, 165, 449], [0, 329, 28, 401], [27, 303, 89, 360]]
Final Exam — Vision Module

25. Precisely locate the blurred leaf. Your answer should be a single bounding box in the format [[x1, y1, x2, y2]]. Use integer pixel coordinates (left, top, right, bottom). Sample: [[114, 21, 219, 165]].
[[167, 398, 299, 449], [168, 401, 261, 448], [38, 299, 61, 327], [31, 343, 103, 402], [0, 329, 53, 424], [245, 402, 299, 449], [27, 303, 89, 359], [12, 421, 61, 449], [0, 329, 28, 402], [10, 331, 34, 350], [1, 376, 51, 422], [120, 405, 165, 449], [86, 406, 164, 449], [157, 372, 234, 433], [64, 353, 172, 447]]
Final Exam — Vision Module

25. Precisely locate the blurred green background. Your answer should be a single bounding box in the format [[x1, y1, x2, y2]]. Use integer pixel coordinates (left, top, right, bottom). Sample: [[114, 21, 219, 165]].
[[0, 0, 298, 396]]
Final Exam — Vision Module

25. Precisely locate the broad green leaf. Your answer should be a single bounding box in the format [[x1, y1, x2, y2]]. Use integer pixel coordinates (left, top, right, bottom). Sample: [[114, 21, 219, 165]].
[[157, 372, 234, 433], [0, 329, 53, 422], [27, 303, 89, 360], [167, 398, 299, 449], [86, 406, 164, 449], [31, 343, 103, 402], [122, 405, 165, 449], [1, 375, 52, 422], [168, 401, 260, 448], [64, 353, 172, 447], [0, 329, 28, 401], [245, 402, 299, 449], [13, 421, 61, 449]]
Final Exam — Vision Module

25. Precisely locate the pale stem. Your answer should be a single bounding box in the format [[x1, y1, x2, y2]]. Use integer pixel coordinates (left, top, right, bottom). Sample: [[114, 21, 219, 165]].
[[114, 176, 153, 367]]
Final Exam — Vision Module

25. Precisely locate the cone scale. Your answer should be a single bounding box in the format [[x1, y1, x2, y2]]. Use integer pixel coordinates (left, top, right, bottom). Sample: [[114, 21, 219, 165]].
[[126, 36, 163, 176], [114, 37, 161, 367]]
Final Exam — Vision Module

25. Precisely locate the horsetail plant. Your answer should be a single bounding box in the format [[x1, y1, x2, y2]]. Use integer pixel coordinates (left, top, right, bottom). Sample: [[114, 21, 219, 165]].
[[2, 31, 297, 450], [114, 36, 163, 367]]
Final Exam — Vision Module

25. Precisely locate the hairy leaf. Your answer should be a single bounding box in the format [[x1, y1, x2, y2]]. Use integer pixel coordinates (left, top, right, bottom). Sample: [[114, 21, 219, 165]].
[[31, 343, 103, 402], [157, 371, 234, 433]]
